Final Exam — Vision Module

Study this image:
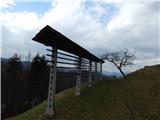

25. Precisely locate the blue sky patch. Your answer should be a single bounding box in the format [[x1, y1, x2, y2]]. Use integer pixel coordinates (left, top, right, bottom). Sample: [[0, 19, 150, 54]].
[[2, 1, 52, 14], [100, 3, 118, 25], [83, 1, 118, 26]]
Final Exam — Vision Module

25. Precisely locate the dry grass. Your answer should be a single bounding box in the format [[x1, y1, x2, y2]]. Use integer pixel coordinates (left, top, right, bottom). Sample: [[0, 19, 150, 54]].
[[9, 64, 160, 120]]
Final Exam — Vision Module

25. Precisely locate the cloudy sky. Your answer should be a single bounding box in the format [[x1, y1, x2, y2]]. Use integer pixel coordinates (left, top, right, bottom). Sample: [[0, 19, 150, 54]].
[[0, 0, 159, 74]]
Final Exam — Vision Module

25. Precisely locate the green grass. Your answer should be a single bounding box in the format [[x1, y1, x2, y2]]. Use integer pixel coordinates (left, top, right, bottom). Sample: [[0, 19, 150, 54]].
[[9, 65, 160, 120]]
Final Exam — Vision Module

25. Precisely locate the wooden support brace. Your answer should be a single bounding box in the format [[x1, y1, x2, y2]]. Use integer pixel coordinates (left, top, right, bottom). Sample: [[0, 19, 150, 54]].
[[45, 47, 57, 116], [100, 62, 102, 80], [95, 62, 97, 82], [88, 60, 92, 87], [75, 57, 81, 96]]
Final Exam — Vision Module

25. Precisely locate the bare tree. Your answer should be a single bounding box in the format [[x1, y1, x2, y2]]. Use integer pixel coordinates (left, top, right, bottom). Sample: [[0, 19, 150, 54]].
[[25, 52, 32, 62], [101, 49, 135, 78]]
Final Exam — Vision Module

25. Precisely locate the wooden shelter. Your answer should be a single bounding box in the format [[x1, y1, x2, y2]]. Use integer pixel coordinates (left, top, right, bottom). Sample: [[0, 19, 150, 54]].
[[32, 25, 104, 116]]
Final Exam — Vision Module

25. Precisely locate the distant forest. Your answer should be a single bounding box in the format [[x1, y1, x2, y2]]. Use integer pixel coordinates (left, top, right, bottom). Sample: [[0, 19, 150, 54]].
[[1, 53, 90, 119]]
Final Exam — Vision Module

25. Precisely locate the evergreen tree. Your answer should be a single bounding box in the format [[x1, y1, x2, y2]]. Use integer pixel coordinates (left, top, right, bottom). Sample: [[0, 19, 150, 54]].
[[30, 53, 49, 105], [6, 53, 22, 115], [7, 53, 22, 80], [31, 54, 48, 80]]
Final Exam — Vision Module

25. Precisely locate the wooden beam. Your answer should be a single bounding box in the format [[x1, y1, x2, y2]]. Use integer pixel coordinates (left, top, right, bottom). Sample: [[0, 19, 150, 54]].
[[75, 57, 81, 96], [45, 47, 57, 116], [88, 60, 92, 87], [58, 51, 79, 59], [95, 62, 97, 82], [100, 62, 102, 80]]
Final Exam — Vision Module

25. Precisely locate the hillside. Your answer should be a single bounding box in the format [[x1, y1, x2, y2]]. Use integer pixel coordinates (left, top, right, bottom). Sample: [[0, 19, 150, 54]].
[[8, 64, 160, 120]]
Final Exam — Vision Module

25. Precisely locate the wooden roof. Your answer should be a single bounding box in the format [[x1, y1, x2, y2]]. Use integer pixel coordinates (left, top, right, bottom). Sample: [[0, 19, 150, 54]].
[[32, 25, 104, 63]]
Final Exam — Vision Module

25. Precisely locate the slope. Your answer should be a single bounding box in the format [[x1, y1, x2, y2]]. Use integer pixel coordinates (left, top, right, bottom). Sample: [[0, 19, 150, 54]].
[[9, 64, 160, 120]]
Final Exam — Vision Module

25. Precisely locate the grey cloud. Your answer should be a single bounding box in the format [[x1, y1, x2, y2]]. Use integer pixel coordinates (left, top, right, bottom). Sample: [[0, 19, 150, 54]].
[[1, 1, 159, 73], [1, 26, 48, 59]]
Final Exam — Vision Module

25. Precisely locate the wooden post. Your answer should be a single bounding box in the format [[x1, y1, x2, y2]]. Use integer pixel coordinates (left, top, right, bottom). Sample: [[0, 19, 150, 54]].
[[100, 62, 102, 80], [95, 62, 97, 82], [45, 47, 57, 116], [75, 57, 81, 96], [88, 60, 92, 87]]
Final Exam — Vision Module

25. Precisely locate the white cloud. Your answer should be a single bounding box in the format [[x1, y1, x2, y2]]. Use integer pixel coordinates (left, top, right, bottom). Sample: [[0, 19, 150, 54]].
[[0, 0, 84, 58], [0, 0, 15, 10], [101, 0, 159, 3], [42, 0, 82, 25], [0, 11, 40, 31], [0, 0, 159, 73], [12, 0, 53, 2]]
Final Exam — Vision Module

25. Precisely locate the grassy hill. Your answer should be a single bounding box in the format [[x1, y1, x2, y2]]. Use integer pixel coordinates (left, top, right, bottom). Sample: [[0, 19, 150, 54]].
[[8, 64, 160, 120]]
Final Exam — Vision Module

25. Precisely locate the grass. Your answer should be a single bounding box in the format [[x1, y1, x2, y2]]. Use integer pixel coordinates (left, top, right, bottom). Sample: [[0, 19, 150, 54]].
[[8, 64, 160, 120]]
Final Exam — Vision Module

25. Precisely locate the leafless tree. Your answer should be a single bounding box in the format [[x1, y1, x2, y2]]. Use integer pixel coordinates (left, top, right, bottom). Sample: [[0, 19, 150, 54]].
[[25, 52, 32, 62], [101, 49, 135, 78]]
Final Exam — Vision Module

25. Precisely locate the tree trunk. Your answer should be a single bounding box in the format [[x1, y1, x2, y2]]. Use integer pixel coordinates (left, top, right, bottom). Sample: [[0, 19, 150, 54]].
[[112, 62, 126, 78], [118, 67, 126, 78]]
